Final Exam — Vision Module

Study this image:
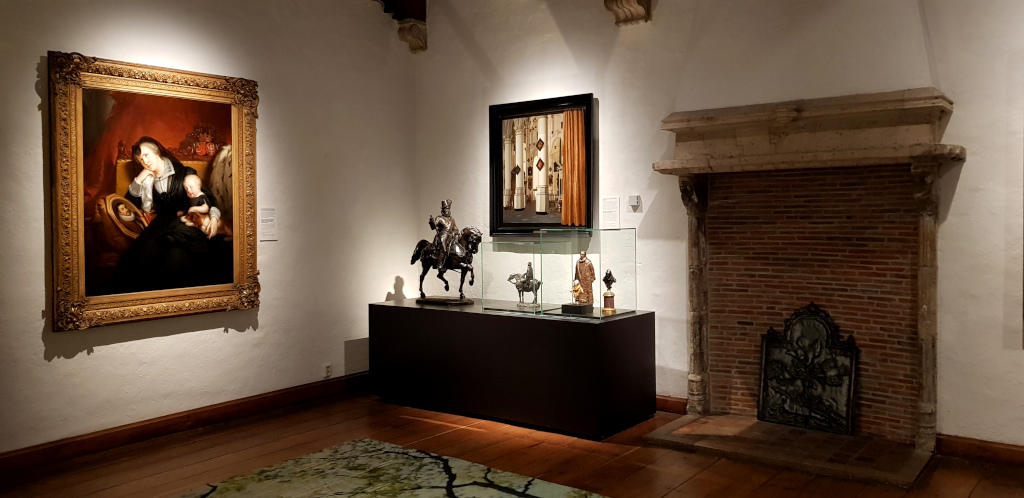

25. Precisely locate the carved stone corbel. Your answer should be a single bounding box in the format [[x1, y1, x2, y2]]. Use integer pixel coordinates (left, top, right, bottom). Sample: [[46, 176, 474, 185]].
[[604, 0, 652, 26], [373, 0, 428, 53], [678, 174, 707, 217], [397, 19, 428, 54], [910, 160, 940, 217]]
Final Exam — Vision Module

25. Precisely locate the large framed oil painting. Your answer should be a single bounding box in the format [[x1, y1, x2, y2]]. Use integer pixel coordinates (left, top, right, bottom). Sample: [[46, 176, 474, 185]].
[[48, 52, 260, 331], [489, 94, 595, 235]]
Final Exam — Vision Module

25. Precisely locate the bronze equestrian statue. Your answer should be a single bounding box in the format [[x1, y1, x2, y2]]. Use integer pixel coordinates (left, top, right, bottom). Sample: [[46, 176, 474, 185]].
[[411, 199, 482, 300], [508, 262, 542, 306]]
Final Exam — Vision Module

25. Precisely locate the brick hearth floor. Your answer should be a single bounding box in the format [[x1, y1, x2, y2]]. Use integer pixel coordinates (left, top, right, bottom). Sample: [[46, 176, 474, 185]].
[[645, 414, 931, 487]]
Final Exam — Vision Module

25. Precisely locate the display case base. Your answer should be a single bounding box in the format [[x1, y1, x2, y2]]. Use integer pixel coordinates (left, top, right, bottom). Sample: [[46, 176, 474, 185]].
[[481, 300, 559, 314], [416, 296, 474, 306], [561, 303, 594, 315], [370, 299, 655, 440]]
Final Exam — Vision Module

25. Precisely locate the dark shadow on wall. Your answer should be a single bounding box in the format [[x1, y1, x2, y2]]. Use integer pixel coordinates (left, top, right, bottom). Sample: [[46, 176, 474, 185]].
[[656, 364, 689, 399], [938, 160, 961, 226], [344, 337, 370, 375], [637, 171, 687, 242], [385, 276, 407, 301], [41, 310, 259, 361], [34, 56, 259, 361], [545, 1, 620, 90], [36, 55, 56, 353]]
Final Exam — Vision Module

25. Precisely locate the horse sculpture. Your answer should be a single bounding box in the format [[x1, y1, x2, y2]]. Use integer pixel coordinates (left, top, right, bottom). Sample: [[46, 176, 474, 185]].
[[508, 272, 542, 305], [411, 226, 483, 300]]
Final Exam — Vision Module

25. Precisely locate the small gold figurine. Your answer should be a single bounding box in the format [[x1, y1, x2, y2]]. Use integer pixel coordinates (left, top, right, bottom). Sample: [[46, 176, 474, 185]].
[[571, 279, 584, 304]]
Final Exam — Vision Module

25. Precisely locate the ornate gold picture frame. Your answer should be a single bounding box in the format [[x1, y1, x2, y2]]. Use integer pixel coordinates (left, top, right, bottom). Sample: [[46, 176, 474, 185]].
[[48, 51, 260, 331]]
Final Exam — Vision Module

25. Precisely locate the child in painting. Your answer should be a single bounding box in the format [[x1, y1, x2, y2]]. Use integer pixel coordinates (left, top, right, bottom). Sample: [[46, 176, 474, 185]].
[[180, 173, 232, 238], [180, 174, 214, 233]]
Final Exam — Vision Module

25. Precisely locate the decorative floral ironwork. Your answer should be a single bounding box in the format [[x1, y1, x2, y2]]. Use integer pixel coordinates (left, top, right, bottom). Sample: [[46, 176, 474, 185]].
[[758, 302, 858, 435]]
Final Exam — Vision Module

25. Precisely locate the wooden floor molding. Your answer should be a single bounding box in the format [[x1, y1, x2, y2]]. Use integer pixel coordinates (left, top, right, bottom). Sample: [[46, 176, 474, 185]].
[[655, 395, 687, 414], [937, 434, 1024, 467], [0, 372, 368, 476]]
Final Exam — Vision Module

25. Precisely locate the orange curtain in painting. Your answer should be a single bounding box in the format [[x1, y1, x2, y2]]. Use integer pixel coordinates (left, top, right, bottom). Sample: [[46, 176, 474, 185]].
[[561, 109, 586, 226]]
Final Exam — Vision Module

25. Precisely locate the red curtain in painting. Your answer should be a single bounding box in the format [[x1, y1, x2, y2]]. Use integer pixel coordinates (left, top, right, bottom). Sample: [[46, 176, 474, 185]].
[[561, 109, 586, 226], [82, 92, 231, 213]]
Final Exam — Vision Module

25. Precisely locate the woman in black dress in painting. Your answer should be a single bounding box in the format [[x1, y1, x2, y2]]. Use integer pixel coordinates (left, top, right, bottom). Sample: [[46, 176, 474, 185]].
[[110, 136, 232, 294]]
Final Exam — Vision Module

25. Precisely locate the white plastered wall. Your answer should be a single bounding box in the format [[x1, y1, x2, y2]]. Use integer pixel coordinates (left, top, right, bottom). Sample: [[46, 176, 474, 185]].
[[924, 0, 1024, 446], [0, 0, 1022, 453], [412, 0, 1024, 445], [0, 0, 418, 453]]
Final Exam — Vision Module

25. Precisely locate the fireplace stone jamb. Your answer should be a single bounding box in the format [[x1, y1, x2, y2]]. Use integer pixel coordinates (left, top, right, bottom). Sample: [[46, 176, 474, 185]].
[[911, 156, 942, 452], [679, 174, 710, 415]]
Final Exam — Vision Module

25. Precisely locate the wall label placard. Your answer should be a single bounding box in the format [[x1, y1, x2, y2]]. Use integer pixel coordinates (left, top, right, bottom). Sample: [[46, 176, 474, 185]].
[[601, 196, 620, 229], [260, 207, 278, 241]]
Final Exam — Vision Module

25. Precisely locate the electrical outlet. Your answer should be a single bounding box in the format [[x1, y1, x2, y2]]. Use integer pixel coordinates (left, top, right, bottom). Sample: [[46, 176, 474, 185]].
[[323, 363, 332, 379]]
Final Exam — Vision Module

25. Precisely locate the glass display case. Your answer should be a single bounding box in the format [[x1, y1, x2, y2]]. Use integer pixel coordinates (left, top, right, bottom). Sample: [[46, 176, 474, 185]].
[[480, 228, 636, 320]]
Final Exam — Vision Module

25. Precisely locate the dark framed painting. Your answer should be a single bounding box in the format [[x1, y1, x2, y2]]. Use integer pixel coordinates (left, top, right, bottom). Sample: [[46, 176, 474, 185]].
[[489, 94, 595, 236], [48, 51, 260, 330]]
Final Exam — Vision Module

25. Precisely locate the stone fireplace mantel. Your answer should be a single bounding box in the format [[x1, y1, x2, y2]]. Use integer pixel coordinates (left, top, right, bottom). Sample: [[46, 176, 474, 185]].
[[653, 87, 966, 452], [654, 87, 965, 176]]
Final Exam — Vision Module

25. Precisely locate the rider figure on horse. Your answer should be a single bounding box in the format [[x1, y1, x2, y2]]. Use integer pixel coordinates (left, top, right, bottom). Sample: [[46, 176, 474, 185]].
[[429, 199, 459, 271], [413, 200, 482, 300]]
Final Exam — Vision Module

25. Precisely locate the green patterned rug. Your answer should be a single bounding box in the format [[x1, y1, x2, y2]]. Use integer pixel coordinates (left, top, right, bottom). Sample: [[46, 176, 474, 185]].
[[179, 438, 604, 497]]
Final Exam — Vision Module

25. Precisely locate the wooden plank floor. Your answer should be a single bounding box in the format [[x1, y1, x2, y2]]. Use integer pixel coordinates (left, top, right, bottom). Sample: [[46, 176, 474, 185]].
[[2, 392, 1022, 497]]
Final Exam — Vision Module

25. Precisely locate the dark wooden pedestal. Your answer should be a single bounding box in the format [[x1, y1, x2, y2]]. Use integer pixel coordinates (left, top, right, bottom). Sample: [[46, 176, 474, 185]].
[[369, 299, 655, 440]]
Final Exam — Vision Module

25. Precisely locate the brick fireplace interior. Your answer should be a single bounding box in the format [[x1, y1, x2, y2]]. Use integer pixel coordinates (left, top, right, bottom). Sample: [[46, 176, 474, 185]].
[[707, 165, 920, 443]]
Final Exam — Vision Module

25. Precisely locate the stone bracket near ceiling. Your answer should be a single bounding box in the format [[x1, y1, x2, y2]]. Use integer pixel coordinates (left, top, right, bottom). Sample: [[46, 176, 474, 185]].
[[653, 87, 966, 452], [604, 0, 652, 26], [374, 0, 427, 53]]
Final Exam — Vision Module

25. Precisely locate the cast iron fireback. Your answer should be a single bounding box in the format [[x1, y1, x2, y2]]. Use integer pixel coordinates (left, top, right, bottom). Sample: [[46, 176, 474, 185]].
[[758, 303, 858, 435]]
